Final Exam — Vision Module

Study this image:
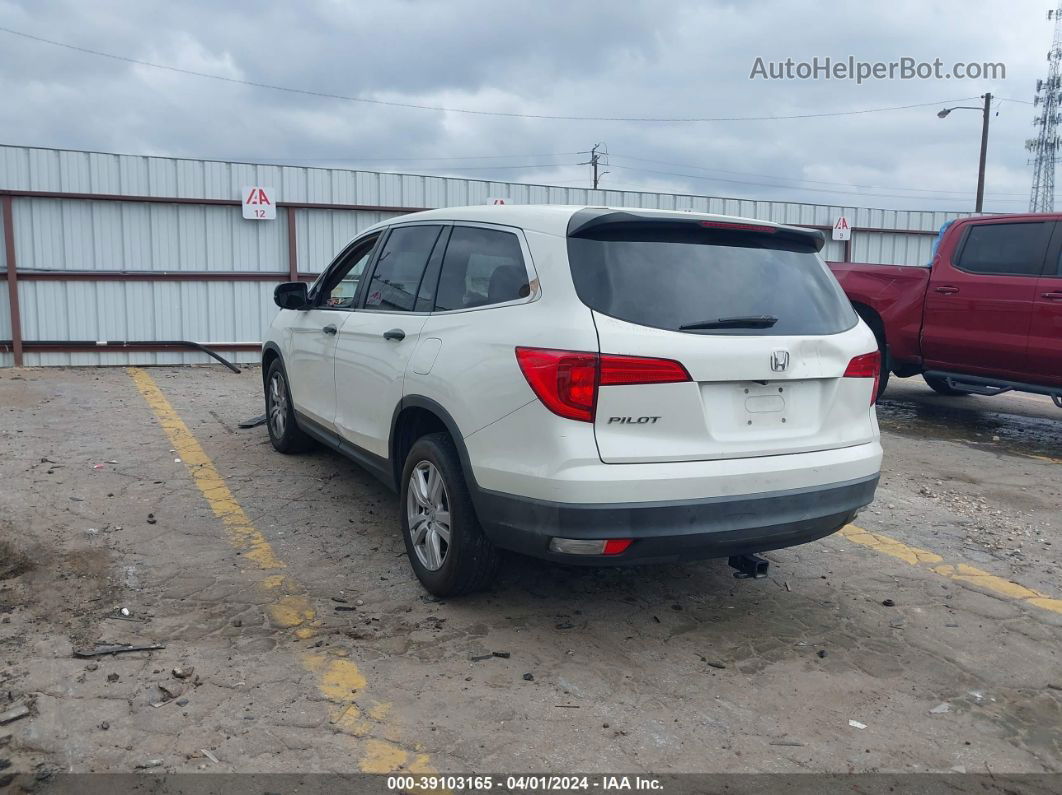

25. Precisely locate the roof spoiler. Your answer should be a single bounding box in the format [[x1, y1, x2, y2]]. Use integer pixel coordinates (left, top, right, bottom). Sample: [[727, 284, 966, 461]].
[[566, 209, 826, 253]]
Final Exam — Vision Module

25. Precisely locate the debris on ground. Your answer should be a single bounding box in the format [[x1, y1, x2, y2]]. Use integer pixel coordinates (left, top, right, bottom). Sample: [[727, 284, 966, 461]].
[[706, 660, 727, 670], [74, 643, 165, 657], [929, 703, 951, 714], [135, 759, 163, 769], [106, 674, 119, 683], [157, 681, 184, 701], [201, 749, 219, 764], [146, 514, 157, 525], [555, 622, 574, 630], [172, 666, 194, 680], [0, 702, 32, 725], [523, 673, 534, 681], [848, 719, 867, 730], [882, 599, 896, 607], [237, 414, 267, 429], [817, 650, 828, 659], [470, 654, 493, 662], [769, 740, 805, 747], [492, 651, 511, 658]]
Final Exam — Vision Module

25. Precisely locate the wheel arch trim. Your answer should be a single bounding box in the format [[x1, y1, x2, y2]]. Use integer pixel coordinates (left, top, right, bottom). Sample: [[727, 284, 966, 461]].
[[390, 395, 482, 497]]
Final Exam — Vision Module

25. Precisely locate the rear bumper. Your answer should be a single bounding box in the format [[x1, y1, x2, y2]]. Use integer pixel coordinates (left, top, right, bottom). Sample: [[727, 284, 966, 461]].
[[474, 474, 879, 565]]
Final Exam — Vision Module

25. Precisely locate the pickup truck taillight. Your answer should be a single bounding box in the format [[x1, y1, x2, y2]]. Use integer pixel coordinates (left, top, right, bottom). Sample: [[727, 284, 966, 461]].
[[515, 347, 691, 422], [844, 350, 881, 405]]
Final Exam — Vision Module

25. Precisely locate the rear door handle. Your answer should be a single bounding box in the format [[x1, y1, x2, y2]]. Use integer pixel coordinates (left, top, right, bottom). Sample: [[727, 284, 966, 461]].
[[383, 328, 406, 341], [934, 286, 960, 294], [322, 324, 338, 335], [1043, 291, 1062, 301]]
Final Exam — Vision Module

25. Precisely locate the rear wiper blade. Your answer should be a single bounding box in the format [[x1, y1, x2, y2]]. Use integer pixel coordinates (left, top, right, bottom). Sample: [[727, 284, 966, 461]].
[[679, 315, 779, 330]]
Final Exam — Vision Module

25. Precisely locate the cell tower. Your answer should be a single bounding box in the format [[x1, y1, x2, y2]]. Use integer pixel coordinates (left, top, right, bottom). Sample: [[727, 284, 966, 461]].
[[1028, 3, 1062, 212]]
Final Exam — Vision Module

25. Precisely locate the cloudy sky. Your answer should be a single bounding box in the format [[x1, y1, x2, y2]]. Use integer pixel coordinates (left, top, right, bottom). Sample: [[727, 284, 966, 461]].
[[0, 0, 1053, 212]]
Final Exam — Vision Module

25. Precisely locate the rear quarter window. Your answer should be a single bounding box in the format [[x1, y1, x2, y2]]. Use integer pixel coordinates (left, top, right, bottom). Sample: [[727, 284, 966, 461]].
[[566, 227, 856, 336]]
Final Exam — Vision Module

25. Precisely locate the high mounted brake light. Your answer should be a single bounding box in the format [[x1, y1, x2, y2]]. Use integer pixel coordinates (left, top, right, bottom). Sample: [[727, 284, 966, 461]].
[[844, 350, 881, 405], [515, 347, 691, 423], [698, 220, 778, 234]]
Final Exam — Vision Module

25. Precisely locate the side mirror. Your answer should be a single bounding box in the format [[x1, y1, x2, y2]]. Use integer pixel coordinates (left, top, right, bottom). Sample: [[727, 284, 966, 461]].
[[274, 282, 309, 310]]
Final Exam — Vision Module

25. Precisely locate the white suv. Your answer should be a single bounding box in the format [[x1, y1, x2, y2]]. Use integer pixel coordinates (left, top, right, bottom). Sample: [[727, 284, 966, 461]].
[[262, 206, 882, 595]]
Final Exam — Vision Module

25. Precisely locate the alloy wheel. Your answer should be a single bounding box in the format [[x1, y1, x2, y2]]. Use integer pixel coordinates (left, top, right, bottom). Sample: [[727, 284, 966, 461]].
[[406, 461, 451, 571], [269, 371, 288, 438]]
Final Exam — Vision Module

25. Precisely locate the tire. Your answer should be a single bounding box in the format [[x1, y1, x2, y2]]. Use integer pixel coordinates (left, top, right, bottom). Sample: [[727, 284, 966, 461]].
[[875, 339, 890, 399], [265, 359, 313, 453], [855, 308, 889, 400], [399, 432, 499, 596], [924, 374, 973, 397]]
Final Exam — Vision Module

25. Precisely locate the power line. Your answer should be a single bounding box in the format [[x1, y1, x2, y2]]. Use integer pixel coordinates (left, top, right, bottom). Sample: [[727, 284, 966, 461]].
[[210, 152, 582, 163], [0, 25, 982, 124], [607, 162, 1028, 202], [608, 153, 1029, 197]]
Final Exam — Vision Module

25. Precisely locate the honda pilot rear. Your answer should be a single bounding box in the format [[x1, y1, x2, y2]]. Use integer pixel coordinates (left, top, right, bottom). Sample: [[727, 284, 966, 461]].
[[465, 208, 882, 567]]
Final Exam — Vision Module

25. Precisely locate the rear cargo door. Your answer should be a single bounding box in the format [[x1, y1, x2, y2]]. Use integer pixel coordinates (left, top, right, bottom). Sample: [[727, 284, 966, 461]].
[[566, 213, 878, 464]]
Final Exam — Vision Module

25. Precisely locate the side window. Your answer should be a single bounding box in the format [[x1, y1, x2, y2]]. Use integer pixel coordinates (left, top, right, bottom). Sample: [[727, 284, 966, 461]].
[[956, 222, 1051, 277], [434, 226, 529, 311], [316, 234, 380, 309], [364, 225, 443, 311]]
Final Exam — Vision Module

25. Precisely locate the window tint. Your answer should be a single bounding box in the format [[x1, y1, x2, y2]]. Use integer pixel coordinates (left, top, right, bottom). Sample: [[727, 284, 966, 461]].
[[567, 228, 856, 336], [364, 225, 443, 312], [435, 227, 529, 311], [957, 222, 1050, 276], [316, 234, 379, 309]]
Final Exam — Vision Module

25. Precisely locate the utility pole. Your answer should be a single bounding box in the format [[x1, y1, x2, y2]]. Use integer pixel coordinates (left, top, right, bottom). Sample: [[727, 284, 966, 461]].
[[937, 94, 993, 213], [1028, 2, 1062, 212], [580, 143, 608, 189], [976, 93, 991, 213]]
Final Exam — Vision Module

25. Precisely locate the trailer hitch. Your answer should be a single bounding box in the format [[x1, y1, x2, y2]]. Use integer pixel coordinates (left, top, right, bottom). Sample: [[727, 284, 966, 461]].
[[728, 554, 769, 579]]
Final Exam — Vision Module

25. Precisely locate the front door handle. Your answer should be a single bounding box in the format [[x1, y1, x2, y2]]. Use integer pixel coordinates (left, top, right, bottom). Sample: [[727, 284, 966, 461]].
[[934, 286, 960, 295], [1043, 291, 1062, 301], [383, 328, 406, 341], [322, 324, 338, 335]]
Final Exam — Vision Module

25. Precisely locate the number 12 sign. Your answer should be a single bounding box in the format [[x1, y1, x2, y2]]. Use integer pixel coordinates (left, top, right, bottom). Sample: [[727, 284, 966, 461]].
[[242, 186, 276, 220]]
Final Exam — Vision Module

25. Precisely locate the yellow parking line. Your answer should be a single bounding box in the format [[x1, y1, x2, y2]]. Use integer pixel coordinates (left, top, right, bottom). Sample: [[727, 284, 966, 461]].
[[128, 367, 435, 774], [839, 524, 1062, 615]]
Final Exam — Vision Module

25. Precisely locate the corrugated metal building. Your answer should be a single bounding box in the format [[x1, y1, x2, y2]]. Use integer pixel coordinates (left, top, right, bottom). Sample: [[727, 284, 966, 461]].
[[0, 144, 969, 367]]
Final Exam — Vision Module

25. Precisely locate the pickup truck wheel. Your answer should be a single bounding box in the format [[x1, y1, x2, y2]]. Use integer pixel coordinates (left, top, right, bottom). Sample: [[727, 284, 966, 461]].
[[400, 432, 499, 596], [876, 345, 890, 399], [265, 359, 314, 453], [924, 374, 973, 397]]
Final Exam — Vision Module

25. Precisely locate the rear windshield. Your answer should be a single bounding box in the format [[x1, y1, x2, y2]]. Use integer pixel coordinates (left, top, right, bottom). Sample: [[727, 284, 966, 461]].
[[567, 227, 856, 336]]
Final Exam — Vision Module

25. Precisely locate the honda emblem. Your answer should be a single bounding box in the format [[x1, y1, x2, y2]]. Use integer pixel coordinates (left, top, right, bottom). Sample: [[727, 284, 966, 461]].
[[771, 350, 790, 372]]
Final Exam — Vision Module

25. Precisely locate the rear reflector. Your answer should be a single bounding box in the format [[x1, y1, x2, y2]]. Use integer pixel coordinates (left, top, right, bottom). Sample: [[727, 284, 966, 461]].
[[844, 350, 881, 405], [516, 347, 690, 423], [549, 538, 633, 556]]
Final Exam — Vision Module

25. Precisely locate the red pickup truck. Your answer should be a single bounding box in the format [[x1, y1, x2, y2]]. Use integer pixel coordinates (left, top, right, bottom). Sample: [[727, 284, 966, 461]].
[[828, 213, 1062, 407]]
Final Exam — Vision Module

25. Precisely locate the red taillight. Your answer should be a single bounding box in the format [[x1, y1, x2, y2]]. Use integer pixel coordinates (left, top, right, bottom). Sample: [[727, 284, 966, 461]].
[[599, 354, 691, 386], [515, 348, 598, 422], [844, 350, 881, 405], [515, 348, 691, 422], [602, 539, 633, 555]]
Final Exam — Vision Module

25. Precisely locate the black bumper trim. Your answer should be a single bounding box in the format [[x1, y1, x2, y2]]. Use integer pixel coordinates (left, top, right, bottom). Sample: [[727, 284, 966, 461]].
[[473, 474, 879, 565]]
